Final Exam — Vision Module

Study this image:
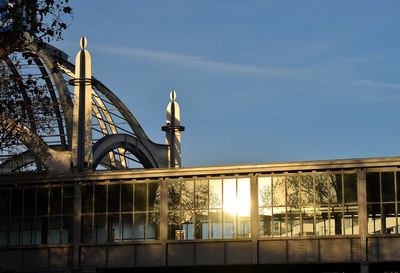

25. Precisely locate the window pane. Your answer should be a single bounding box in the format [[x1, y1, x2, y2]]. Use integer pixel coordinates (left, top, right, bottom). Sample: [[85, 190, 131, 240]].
[[367, 204, 381, 234], [330, 205, 343, 235], [168, 180, 181, 210], [82, 185, 93, 213], [330, 174, 343, 205], [209, 209, 222, 239], [121, 184, 133, 212], [238, 215, 251, 238], [134, 213, 146, 240], [148, 212, 159, 240], [367, 173, 380, 203], [11, 190, 22, 217], [50, 187, 61, 215], [95, 215, 106, 243], [148, 182, 159, 211], [108, 184, 120, 213], [24, 188, 35, 216], [181, 181, 194, 211], [259, 207, 272, 237], [287, 207, 299, 236], [268, 207, 288, 237], [168, 211, 181, 240], [63, 187, 74, 215], [108, 214, 120, 242], [37, 188, 48, 216], [238, 178, 250, 218], [343, 207, 358, 235], [0, 217, 8, 246], [22, 217, 33, 245], [315, 174, 329, 205], [258, 177, 272, 207], [287, 176, 299, 208], [48, 216, 61, 244], [195, 210, 208, 239], [95, 185, 106, 213], [223, 178, 236, 217], [223, 212, 235, 238], [300, 175, 314, 207], [61, 216, 72, 244], [273, 176, 286, 207], [209, 179, 222, 208], [344, 174, 357, 204], [135, 183, 147, 212], [383, 204, 396, 234], [0, 190, 9, 217], [122, 214, 132, 241], [9, 218, 20, 246], [195, 180, 208, 210], [382, 172, 395, 202], [81, 215, 93, 243]]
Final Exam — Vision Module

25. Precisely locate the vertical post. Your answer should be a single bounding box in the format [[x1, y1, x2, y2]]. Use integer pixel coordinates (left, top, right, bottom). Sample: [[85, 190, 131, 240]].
[[160, 178, 168, 266], [250, 174, 259, 264], [72, 182, 82, 268], [357, 169, 369, 273], [71, 37, 93, 171], [162, 91, 185, 168]]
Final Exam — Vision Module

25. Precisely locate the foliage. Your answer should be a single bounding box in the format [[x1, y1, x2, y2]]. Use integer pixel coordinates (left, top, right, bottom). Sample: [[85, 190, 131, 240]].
[[0, 0, 72, 155]]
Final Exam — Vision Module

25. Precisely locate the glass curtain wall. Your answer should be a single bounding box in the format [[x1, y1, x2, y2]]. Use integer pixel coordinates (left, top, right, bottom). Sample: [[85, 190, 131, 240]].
[[366, 171, 399, 234], [258, 172, 358, 237], [0, 185, 73, 246], [167, 177, 251, 240], [81, 180, 160, 243]]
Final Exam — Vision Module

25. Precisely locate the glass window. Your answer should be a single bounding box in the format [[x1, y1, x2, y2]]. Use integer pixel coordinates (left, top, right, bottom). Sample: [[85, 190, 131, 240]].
[[259, 207, 272, 236], [367, 173, 380, 203], [108, 184, 120, 213], [61, 216, 72, 244], [48, 216, 61, 244], [209, 209, 222, 239], [195, 210, 208, 239], [148, 212, 159, 240], [367, 204, 381, 234], [95, 215, 106, 243], [148, 183, 159, 211], [258, 177, 272, 207], [121, 214, 132, 241], [195, 180, 208, 210], [95, 185, 106, 213], [23, 188, 35, 217], [50, 187, 61, 215], [63, 186, 74, 215], [108, 214, 120, 242], [273, 176, 286, 207], [134, 213, 146, 240], [209, 179, 222, 208], [0, 190, 9, 217], [121, 184, 133, 212], [82, 185, 93, 213], [344, 174, 357, 204], [81, 215, 93, 243], [11, 190, 22, 217], [382, 204, 396, 234], [381, 172, 395, 202], [135, 183, 147, 212]]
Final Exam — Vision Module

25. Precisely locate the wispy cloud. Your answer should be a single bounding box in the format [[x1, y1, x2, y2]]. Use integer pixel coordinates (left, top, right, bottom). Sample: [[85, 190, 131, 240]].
[[352, 80, 400, 91], [94, 44, 304, 78]]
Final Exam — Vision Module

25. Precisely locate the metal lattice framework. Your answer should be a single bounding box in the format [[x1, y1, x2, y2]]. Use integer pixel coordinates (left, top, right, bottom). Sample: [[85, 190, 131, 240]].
[[0, 41, 168, 173]]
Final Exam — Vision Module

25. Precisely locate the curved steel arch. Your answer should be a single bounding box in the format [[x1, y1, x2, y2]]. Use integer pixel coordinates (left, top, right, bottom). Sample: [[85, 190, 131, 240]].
[[1, 39, 169, 173], [93, 134, 159, 169]]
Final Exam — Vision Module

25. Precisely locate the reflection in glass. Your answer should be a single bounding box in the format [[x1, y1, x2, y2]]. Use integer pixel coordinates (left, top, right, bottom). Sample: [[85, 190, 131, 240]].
[[368, 204, 381, 234], [344, 174, 357, 204], [148, 183, 159, 211], [81, 215, 93, 243], [259, 207, 272, 236], [258, 177, 272, 207], [121, 214, 132, 241], [50, 187, 61, 215], [366, 173, 380, 203], [382, 204, 396, 234], [273, 206, 287, 236], [82, 185, 93, 213], [209, 209, 222, 239], [195, 180, 208, 210], [148, 212, 159, 240], [273, 176, 286, 207], [24, 188, 35, 216], [209, 179, 222, 208], [48, 216, 61, 244]]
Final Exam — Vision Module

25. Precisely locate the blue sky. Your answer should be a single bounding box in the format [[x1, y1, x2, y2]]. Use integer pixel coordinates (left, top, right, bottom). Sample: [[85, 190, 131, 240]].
[[55, 1, 400, 167]]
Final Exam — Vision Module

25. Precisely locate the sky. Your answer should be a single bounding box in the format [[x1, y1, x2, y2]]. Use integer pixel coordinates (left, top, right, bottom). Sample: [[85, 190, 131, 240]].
[[54, 1, 400, 167]]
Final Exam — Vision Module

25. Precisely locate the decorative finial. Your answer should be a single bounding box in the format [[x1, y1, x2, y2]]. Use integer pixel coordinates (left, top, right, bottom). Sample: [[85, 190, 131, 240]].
[[80, 36, 88, 49], [170, 90, 176, 101]]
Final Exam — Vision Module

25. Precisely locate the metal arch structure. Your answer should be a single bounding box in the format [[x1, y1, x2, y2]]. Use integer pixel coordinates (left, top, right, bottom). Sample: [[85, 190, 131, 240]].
[[0, 40, 169, 173]]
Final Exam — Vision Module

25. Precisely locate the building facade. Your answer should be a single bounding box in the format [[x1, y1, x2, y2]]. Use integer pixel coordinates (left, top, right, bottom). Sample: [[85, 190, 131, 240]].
[[1, 157, 400, 273]]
